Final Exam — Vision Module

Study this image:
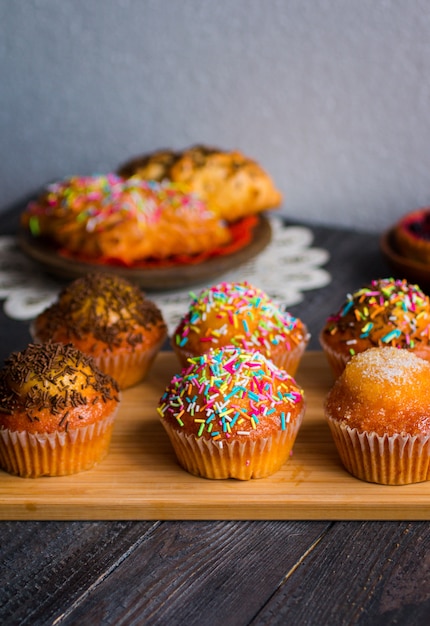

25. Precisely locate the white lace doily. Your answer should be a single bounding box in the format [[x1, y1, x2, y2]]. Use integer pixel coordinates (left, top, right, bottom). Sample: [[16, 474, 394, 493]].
[[0, 217, 331, 332]]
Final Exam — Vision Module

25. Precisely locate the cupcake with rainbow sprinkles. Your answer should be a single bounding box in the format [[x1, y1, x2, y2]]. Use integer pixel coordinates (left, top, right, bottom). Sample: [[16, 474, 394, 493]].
[[319, 277, 430, 377], [158, 345, 305, 480], [172, 281, 309, 375]]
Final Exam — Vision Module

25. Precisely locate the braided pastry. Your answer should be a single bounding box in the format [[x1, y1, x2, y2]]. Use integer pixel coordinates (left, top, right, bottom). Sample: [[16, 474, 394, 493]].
[[118, 145, 282, 222], [21, 175, 231, 264]]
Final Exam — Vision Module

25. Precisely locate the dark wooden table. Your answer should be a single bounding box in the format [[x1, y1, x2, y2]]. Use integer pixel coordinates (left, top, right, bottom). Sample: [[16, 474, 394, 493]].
[[1, 210, 429, 626]]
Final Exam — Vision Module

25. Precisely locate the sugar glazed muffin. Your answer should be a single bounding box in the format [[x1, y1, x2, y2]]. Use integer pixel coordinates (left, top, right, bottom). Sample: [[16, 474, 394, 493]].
[[172, 281, 309, 375], [0, 342, 120, 478], [118, 145, 283, 222], [319, 277, 430, 377], [325, 347, 430, 485], [158, 345, 305, 480], [32, 273, 167, 389], [394, 208, 430, 264], [21, 175, 231, 263]]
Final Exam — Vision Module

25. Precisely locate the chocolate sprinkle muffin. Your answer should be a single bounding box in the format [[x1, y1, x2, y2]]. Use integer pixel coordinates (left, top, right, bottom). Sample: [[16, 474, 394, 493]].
[[0, 342, 120, 477], [32, 273, 167, 389]]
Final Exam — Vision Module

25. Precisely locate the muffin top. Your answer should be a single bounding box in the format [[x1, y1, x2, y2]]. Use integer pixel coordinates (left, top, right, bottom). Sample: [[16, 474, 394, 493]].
[[173, 281, 308, 358], [158, 345, 305, 442], [325, 347, 430, 437], [0, 342, 120, 434], [320, 278, 430, 357], [34, 273, 167, 352]]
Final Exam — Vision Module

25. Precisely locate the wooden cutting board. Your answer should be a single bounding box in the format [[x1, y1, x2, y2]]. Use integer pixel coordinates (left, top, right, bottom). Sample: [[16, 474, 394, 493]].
[[1, 351, 430, 521]]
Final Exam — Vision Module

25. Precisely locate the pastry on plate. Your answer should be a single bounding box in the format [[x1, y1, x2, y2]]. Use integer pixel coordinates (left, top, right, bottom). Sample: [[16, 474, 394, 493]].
[[319, 277, 430, 377], [158, 345, 305, 480], [118, 145, 283, 222], [32, 273, 167, 389], [0, 342, 120, 477], [21, 175, 231, 264], [172, 281, 309, 375], [325, 347, 430, 485]]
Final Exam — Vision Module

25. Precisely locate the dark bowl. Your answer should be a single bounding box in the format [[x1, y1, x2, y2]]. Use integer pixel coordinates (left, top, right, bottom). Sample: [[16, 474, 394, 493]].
[[380, 227, 430, 291]]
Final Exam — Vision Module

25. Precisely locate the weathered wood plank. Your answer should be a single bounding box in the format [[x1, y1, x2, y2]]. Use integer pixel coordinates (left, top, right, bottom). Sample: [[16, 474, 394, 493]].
[[0, 521, 158, 625], [55, 520, 332, 626], [250, 521, 430, 626]]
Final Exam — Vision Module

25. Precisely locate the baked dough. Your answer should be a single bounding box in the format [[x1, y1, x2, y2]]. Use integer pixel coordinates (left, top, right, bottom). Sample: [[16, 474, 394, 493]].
[[21, 175, 231, 264], [118, 145, 283, 222]]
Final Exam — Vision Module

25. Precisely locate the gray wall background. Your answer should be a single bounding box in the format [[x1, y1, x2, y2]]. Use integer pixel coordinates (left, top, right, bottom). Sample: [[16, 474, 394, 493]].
[[2, 0, 430, 232]]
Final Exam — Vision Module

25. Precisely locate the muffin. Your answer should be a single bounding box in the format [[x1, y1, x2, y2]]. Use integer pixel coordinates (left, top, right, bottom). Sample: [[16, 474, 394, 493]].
[[319, 277, 430, 377], [324, 347, 430, 485], [172, 281, 309, 375], [118, 145, 283, 222], [32, 273, 167, 389], [394, 208, 430, 264], [20, 175, 231, 264], [0, 342, 120, 477], [158, 345, 305, 480]]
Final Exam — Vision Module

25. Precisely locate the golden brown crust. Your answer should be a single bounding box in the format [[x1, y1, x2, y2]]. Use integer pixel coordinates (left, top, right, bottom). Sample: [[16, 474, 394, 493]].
[[118, 147, 187, 181], [0, 342, 119, 434], [21, 175, 231, 263], [118, 145, 283, 222], [325, 347, 430, 437]]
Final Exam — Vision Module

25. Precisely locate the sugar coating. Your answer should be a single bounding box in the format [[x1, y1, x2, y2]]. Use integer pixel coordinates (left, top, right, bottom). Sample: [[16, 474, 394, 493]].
[[345, 346, 428, 387], [326, 347, 430, 436]]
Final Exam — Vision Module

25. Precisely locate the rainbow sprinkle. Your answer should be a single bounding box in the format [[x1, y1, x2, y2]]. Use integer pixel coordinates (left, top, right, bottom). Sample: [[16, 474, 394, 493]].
[[24, 175, 212, 234], [174, 281, 308, 357], [324, 278, 430, 349], [157, 346, 304, 441]]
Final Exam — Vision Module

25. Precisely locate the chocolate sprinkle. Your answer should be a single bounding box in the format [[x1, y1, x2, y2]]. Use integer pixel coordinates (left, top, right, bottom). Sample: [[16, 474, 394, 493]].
[[0, 341, 119, 425], [36, 273, 166, 349]]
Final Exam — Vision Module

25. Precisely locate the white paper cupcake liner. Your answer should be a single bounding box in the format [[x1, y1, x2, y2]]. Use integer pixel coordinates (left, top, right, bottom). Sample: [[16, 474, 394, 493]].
[[0, 411, 117, 478], [92, 340, 164, 389], [162, 409, 304, 480], [319, 333, 350, 378], [327, 417, 430, 485]]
